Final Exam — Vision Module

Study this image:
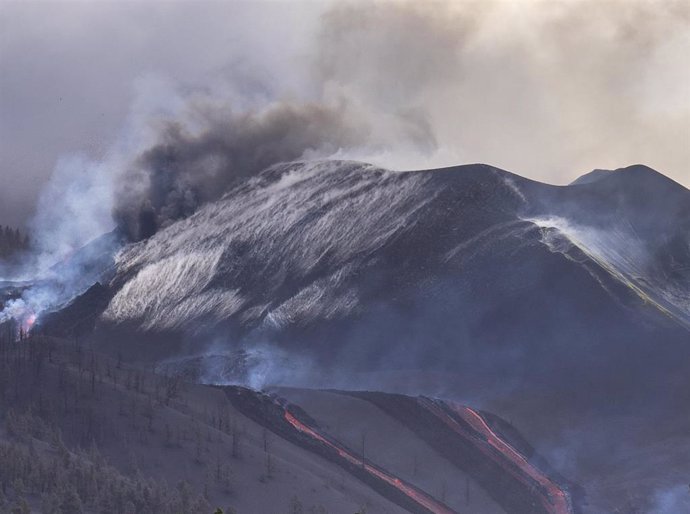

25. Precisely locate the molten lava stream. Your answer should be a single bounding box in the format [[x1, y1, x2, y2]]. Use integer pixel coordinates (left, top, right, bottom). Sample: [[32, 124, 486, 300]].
[[458, 406, 572, 513], [284, 411, 456, 514], [419, 398, 573, 514], [23, 313, 37, 332]]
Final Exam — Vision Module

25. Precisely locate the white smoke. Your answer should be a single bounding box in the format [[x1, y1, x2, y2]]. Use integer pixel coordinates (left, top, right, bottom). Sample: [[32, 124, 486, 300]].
[[0, 77, 184, 330], [216, 344, 316, 391], [29, 156, 114, 269], [524, 215, 690, 327], [156, 339, 318, 391], [0, 298, 31, 324], [646, 485, 690, 513], [0, 153, 117, 334]]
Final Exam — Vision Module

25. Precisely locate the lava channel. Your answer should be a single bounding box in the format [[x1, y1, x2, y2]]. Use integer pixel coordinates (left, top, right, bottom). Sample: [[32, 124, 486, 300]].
[[419, 398, 574, 514], [284, 410, 456, 514]]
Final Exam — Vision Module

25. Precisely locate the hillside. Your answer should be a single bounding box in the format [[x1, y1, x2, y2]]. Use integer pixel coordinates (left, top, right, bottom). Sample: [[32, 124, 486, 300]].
[[5, 159, 689, 512], [0, 336, 402, 513], [0, 336, 586, 514]]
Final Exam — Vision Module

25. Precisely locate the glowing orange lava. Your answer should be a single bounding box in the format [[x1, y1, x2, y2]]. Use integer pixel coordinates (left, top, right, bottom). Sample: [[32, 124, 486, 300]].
[[419, 398, 574, 514], [24, 313, 36, 331], [284, 410, 456, 514]]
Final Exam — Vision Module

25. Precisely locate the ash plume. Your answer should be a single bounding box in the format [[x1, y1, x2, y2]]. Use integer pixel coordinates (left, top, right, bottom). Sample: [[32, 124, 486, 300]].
[[72, 0, 690, 240], [114, 100, 371, 241], [2, 1, 689, 232]]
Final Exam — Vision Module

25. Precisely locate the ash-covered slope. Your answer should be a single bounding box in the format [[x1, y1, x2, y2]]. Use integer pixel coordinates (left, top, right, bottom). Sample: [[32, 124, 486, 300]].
[[525, 165, 690, 329], [96, 161, 689, 374], [39, 160, 690, 511], [104, 160, 445, 334]]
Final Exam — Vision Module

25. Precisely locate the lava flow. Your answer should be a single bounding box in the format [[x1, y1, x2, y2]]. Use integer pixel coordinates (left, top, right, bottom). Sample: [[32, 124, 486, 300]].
[[419, 398, 574, 514], [14, 305, 37, 339], [283, 410, 456, 514], [22, 312, 37, 332]]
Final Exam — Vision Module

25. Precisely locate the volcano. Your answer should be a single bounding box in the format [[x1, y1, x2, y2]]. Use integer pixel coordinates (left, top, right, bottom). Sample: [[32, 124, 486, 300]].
[[30, 160, 690, 512], [92, 161, 688, 364]]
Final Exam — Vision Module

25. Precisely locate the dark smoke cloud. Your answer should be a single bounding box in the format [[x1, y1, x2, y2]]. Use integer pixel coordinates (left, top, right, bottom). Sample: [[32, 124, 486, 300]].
[[0, 0, 323, 230], [114, 100, 372, 240]]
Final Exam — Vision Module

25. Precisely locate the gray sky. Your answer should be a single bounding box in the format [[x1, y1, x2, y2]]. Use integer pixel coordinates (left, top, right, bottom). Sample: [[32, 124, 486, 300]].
[[1, 0, 688, 229]]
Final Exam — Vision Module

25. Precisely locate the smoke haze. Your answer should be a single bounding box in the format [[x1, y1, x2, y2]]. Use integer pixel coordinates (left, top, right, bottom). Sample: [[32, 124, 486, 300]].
[[0, 0, 688, 241]]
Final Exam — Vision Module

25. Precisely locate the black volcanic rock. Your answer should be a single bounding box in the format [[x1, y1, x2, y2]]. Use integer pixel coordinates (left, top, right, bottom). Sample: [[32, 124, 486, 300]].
[[38, 282, 113, 338]]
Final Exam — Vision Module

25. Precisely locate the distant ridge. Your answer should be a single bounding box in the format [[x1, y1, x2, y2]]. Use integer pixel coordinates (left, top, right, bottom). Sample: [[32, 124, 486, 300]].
[[570, 164, 688, 191], [570, 169, 615, 185]]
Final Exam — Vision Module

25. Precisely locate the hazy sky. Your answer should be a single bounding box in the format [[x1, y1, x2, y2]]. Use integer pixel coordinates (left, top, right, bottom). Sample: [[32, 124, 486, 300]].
[[1, 0, 688, 229]]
